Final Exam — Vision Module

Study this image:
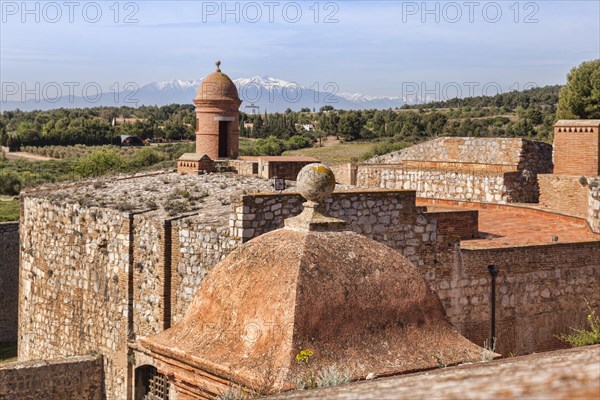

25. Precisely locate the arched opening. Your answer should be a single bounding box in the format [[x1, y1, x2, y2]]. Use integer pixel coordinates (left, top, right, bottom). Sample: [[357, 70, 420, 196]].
[[134, 365, 169, 400]]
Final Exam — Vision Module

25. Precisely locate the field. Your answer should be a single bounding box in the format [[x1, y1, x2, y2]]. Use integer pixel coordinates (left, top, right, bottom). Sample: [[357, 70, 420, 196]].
[[0, 197, 20, 222], [283, 139, 376, 164], [0, 143, 195, 203]]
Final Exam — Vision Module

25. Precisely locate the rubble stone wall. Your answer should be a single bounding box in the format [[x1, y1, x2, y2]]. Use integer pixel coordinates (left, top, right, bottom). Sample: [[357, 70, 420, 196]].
[[17, 182, 599, 398], [19, 197, 131, 400], [430, 241, 600, 356], [258, 160, 315, 180], [359, 138, 552, 204], [368, 137, 552, 171], [231, 190, 438, 268], [0, 355, 104, 400], [229, 159, 257, 176], [355, 165, 537, 203], [0, 222, 19, 344], [133, 214, 167, 336], [330, 163, 357, 185], [171, 214, 240, 324]]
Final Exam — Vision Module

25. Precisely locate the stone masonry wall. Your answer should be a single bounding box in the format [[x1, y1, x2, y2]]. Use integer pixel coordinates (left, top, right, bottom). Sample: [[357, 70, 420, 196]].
[[0, 355, 104, 400], [356, 165, 527, 203], [0, 222, 19, 344], [231, 190, 437, 268], [519, 138, 554, 174], [258, 160, 315, 180], [430, 242, 600, 356], [361, 138, 552, 204], [330, 163, 357, 185], [171, 214, 240, 324], [368, 137, 551, 168], [19, 198, 131, 400], [17, 177, 599, 399], [133, 214, 168, 337], [589, 179, 600, 233]]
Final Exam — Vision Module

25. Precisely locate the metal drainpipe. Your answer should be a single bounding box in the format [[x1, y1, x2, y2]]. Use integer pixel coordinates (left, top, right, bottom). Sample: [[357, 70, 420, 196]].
[[488, 264, 499, 350]]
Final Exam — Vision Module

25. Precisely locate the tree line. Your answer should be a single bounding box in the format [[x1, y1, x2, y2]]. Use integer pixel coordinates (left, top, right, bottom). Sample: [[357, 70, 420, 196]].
[[2, 59, 598, 149], [0, 104, 196, 147]]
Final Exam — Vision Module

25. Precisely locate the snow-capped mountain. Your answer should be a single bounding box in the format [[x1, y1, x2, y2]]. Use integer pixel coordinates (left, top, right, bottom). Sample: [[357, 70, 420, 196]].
[[145, 79, 203, 91], [1, 76, 404, 112], [337, 92, 402, 103], [234, 76, 300, 90]]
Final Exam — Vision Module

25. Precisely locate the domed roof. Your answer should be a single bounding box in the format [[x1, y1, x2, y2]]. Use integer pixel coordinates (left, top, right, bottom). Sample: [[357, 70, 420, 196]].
[[139, 164, 487, 397], [140, 229, 484, 396], [195, 60, 240, 102]]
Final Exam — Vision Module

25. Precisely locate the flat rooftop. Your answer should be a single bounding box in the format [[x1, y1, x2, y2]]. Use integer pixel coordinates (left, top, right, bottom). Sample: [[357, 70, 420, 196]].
[[25, 172, 299, 218], [417, 201, 600, 249], [24, 171, 355, 219]]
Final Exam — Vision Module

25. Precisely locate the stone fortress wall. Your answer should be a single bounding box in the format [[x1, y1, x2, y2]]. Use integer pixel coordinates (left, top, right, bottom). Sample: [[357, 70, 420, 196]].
[[0, 222, 19, 344], [437, 241, 600, 355], [7, 125, 600, 399], [538, 174, 591, 218], [341, 137, 553, 204], [18, 198, 131, 400], [368, 137, 552, 169], [231, 190, 437, 267], [0, 355, 104, 399], [16, 187, 440, 399], [14, 176, 600, 399]]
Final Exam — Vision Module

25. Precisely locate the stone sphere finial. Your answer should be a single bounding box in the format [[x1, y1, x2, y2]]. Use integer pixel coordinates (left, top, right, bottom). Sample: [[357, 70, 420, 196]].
[[296, 163, 336, 203], [215, 60, 221, 72]]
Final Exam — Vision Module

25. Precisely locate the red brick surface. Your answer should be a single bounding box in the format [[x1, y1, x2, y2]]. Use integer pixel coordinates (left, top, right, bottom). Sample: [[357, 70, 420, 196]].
[[553, 126, 600, 176], [425, 208, 478, 240], [418, 201, 599, 249]]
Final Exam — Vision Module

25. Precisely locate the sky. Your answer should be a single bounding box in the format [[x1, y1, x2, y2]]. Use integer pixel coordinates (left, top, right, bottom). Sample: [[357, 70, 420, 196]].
[[1, 0, 599, 99]]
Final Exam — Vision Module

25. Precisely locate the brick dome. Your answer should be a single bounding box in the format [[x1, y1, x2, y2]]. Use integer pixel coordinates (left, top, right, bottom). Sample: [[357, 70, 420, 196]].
[[140, 226, 484, 397], [195, 61, 240, 102]]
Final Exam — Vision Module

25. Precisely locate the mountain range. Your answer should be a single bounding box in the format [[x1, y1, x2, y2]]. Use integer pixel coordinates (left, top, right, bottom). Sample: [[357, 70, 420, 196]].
[[1, 76, 404, 112]]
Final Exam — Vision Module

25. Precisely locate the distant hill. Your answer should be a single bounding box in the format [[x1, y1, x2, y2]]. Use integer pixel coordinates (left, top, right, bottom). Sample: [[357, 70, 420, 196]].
[[1, 76, 404, 112], [402, 85, 562, 110]]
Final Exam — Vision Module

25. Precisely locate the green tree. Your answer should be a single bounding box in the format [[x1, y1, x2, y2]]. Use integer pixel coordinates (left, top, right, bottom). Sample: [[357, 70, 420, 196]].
[[338, 111, 365, 141], [557, 59, 600, 119], [74, 150, 125, 177]]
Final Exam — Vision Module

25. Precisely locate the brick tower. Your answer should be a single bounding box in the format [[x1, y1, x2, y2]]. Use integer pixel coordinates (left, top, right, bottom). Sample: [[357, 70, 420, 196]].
[[194, 60, 242, 160], [552, 120, 600, 176]]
